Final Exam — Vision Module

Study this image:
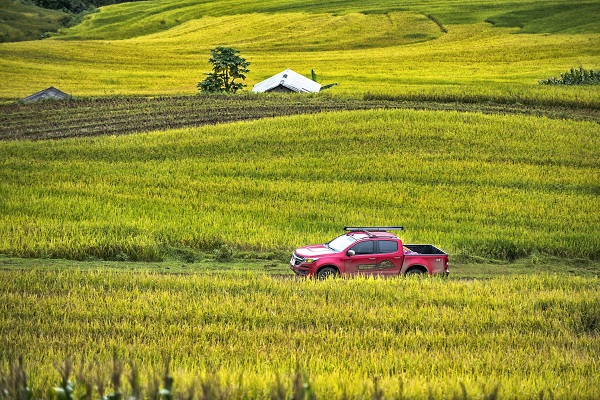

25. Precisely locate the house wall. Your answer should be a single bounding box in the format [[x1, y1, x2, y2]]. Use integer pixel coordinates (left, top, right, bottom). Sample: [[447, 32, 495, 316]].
[[266, 85, 295, 93]]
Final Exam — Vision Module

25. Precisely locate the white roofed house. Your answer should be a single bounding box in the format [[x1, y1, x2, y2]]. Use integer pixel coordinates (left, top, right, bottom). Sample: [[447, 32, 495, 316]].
[[252, 69, 321, 93]]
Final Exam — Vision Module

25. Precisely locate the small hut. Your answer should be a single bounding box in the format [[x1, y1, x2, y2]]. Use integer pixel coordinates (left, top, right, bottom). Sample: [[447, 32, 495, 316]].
[[252, 69, 321, 93], [22, 87, 71, 103]]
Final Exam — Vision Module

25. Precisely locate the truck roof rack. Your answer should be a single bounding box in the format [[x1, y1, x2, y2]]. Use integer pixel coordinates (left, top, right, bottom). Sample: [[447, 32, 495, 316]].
[[343, 226, 404, 232]]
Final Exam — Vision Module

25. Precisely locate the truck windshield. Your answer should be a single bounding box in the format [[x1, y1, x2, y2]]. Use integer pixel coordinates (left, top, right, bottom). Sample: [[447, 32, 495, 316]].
[[327, 234, 356, 252]]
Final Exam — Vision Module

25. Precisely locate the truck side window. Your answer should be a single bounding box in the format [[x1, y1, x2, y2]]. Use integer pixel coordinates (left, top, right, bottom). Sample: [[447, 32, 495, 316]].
[[351, 240, 374, 255], [378, 240, 398, 254]]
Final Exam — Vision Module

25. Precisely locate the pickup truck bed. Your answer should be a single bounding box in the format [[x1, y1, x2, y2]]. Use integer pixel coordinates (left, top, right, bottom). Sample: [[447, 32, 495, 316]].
[[403, 244, 446, 255]]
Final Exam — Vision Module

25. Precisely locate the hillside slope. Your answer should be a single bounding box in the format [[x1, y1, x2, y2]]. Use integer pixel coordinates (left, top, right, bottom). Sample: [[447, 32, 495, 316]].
[[1, 0, 599, 100], [59, 0, 600, 40], [1, 109, 598, 261]]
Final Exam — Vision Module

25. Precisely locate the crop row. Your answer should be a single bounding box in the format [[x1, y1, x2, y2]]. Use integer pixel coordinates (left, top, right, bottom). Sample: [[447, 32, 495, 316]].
[[0, 95, 366, 140], [1, 94, 599, 141]]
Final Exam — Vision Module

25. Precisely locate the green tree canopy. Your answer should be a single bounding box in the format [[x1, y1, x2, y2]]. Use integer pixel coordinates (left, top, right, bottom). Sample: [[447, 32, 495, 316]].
[[197, 46, 250, 94]]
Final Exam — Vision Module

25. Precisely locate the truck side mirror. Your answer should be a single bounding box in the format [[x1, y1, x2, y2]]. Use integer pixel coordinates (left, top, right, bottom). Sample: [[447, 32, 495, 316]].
[[347, 249, 355, 257]]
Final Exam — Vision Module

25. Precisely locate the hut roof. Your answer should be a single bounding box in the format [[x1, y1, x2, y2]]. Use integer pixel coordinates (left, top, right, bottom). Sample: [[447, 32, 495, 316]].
[[22, 87, 71, 103]]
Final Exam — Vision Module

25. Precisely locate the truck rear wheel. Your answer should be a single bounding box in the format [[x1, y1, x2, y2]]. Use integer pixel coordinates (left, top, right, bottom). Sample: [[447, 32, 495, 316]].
[[317, 267, 339, 280], [405, 267, 427, 276]]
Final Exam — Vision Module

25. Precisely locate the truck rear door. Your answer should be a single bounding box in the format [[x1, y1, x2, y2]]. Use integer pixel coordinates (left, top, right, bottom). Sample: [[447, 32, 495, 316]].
[[344, 239, 403, 276], [373, 239, 404, 276]]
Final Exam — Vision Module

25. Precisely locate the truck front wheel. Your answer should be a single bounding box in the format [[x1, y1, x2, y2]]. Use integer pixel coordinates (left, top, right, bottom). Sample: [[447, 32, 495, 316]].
[[316, 266, 339, 280]]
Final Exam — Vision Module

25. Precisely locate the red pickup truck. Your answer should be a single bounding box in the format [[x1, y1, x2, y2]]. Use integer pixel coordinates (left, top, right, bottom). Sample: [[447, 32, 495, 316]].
[[290, 226, 449, 279]]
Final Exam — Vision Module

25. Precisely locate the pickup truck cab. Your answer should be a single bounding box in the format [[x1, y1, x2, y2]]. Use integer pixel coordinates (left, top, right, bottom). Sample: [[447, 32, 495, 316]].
[[290, 226, 449, 279]]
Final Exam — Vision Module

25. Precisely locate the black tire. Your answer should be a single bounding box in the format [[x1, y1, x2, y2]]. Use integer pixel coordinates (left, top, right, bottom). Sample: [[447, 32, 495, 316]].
[[316, 266, 339, 280], [405, 267, 427, 276]]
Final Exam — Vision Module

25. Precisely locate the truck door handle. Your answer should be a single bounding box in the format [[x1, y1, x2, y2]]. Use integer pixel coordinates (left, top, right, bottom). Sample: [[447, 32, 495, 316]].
[[393, 257, 402, 259], [369, 257, 376, 260]]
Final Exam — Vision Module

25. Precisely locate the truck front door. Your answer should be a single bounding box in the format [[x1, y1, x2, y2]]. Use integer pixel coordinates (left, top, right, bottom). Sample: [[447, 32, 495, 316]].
[[343, 240, 376, 275], [344, 239, 405, 276]]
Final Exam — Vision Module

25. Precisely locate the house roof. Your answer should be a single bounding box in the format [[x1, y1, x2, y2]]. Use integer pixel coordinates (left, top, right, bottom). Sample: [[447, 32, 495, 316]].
[[22, 86, 71, 103], [252, 69, 321, 93]]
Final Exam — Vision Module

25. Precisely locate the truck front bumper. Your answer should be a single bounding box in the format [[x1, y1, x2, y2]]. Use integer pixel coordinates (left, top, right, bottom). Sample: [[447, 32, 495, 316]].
[[290, 263, 310, 276]]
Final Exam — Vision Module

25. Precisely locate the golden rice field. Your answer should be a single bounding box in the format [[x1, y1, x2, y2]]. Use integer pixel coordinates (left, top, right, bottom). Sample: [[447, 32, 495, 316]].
[[1, 269, 599, 399], [1, 1, 600, 399], [0, 109, 598, 261]]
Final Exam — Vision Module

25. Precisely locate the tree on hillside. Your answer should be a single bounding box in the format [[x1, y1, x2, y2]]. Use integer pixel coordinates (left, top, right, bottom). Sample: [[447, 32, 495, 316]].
[[197, 47, 250, 93]]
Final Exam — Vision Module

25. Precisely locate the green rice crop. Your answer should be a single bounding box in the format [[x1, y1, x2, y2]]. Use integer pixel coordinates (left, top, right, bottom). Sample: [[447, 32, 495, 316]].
[[0, 109, 598, 261], [1, 269, 598, 398]]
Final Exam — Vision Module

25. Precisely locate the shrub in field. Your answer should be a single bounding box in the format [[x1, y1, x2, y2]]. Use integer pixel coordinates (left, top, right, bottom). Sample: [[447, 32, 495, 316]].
[[214, 244, 233, 261], [540, 66, 600, 85]]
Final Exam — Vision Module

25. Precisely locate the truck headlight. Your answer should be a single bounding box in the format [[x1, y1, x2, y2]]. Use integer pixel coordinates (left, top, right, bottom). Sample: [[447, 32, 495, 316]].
[[305, 258, 319, 264]]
